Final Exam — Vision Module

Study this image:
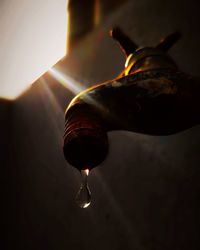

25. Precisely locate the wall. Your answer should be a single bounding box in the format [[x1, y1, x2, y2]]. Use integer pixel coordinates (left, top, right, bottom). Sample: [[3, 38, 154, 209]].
[[2, 0, 200, 249]]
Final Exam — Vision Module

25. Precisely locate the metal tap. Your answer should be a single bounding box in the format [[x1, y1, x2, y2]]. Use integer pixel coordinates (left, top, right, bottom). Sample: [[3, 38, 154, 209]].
[[63, 27, 200, 170]]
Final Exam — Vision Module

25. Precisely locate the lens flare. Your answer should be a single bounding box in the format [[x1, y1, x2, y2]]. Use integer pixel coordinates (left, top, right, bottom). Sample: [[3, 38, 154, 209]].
[[48, 68, 84, 95]]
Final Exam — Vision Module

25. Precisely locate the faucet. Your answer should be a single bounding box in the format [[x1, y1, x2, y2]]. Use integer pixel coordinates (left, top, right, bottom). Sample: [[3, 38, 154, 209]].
[[63, 27, 200, 171]]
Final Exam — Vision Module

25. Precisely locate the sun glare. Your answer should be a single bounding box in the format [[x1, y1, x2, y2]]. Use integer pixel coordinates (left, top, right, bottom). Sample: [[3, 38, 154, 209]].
[[48, 67, 84, 95], [0, 0, 69, 100]]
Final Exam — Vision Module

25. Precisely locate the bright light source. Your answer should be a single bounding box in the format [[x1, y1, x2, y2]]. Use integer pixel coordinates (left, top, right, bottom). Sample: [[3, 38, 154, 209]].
[[0, 0, 69, 100]]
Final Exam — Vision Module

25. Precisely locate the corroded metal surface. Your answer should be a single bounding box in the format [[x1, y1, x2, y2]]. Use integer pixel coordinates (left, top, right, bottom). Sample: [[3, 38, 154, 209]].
[[64, 28, 200, 169]]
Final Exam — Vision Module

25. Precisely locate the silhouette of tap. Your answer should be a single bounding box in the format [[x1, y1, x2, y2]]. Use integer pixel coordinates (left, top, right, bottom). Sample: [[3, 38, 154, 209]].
[[63, 27, 200, 171]]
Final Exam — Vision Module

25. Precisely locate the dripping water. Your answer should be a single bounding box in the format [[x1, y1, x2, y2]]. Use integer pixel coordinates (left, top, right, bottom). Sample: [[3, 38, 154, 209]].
[[76, 169, 91, 208]]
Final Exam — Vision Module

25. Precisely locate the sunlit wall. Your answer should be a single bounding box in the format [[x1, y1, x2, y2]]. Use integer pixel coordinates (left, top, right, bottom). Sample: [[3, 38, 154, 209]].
[[0, 0, 68, 100]]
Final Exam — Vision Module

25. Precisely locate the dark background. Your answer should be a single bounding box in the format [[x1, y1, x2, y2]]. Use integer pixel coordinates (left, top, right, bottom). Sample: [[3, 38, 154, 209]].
[[2, 0, 200, 249]]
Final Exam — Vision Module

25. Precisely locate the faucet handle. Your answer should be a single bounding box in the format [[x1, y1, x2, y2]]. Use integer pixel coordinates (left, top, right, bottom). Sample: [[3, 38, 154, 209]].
[[156, 31, 181, 51], [110, 26, 138, 57]]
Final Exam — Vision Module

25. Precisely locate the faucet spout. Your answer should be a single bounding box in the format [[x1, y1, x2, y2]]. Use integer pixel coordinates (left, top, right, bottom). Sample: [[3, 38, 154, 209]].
[[63, 28, 200, 170]]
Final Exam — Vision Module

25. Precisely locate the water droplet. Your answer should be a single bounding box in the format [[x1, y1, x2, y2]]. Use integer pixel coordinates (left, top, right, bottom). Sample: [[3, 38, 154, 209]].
[[75, 169, 91, 208]]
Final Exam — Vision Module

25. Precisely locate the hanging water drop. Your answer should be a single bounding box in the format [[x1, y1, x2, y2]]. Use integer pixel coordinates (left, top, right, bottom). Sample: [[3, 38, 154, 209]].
[[75, 169, 91, 208]]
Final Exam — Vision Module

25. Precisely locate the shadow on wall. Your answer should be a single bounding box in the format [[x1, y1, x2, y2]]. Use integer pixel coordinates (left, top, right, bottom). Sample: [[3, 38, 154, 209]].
[[2, 0, 200, 249]]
